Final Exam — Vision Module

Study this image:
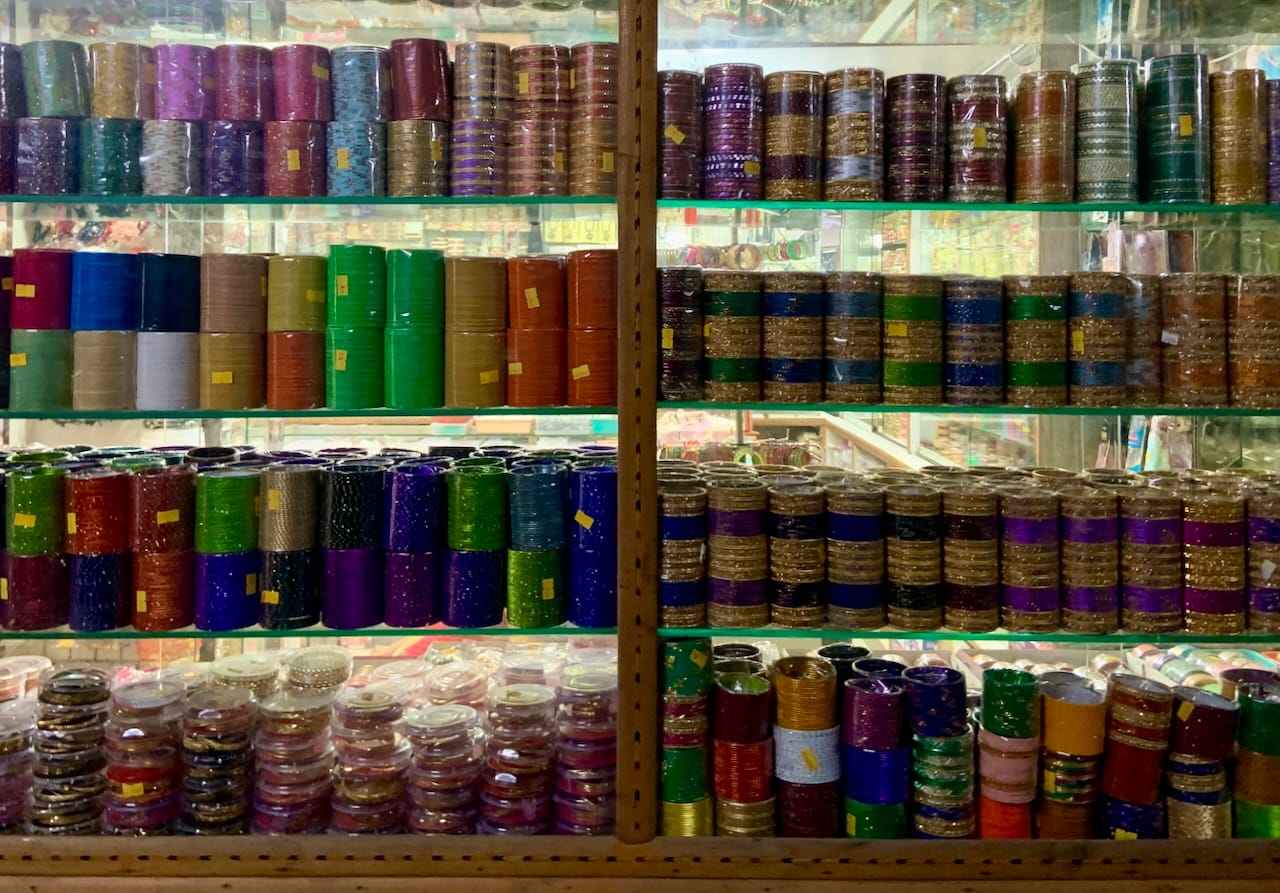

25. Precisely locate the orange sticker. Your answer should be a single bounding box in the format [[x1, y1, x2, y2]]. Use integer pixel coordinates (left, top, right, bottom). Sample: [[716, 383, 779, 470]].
[[2, 278, 13, 292]]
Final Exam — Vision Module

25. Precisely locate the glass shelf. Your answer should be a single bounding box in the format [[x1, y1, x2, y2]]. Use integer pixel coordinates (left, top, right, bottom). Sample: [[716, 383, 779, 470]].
[[656, 627, 1280, 646], [0, 624, 616, 641], [659, 199, 1280, 215], [2, 195, 618, 208], [661, 402, 1280, 418], [0, 407, 616, 421]]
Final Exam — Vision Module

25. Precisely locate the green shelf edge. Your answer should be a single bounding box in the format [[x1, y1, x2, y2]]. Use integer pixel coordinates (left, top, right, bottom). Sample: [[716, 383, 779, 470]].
[[0, 624, 617, 641], [661, 402, 1280, 418], [0, 406, 616, 420], [657, 627, 1280, 645], [0, 195, 618, 208], [658, 199, 1280, 215]]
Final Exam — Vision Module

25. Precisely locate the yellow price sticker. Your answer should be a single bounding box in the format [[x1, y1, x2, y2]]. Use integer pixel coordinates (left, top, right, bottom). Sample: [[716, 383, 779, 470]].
[[66, 513, 77, 535], [703, 322, 713, 339], [262, 589, 280, 605], [518, 72, 530, 94], [430, 140, 443, 163], [335, 274, 349, 297], [743, 160, 761, 176], [689, 649, 707, 668], [1177, 701, 1194, 723], [211, 371, 234, 385], [268, 489, 281, 511], [245, 574, 257, 595], [574, 510, 595, 530], [333, 349, 348, 372], [1043, 771, 1057, 793], [9, 354, 25, 368], [661, 328, 674, 350], [973, 125, 988, 149], [13, 514, 35, 529], [571, 365, 591, 380], [508, 362, 524, 376], [525, 287, 540, 309], [1, 277, 12, 292], [1114, 829, 1138, 840], [202, 77, 218, 92], [846, 814, 857, 836], [800, 748, 820, 772], [479, 369, 499, 385], [886, 322, 909, 338], [1072, 330, 1085, 353], [541, 578, 556, 601], [664, 124, 686, 145], [135, 590, 147, 613], [553, 151, 565, 173], [1, 579, 7, 601], [602, 151, 615, 173], [286, 148, 302, 171], [15, 284, 35, 298], [122, 783, 146, 799], [1179, 114, 1194, 137], [306, 289, 324, 304], [336, 148, 351, 170], [569, 68, 577, 90], [156, 509, 180, 525], [312, 64, 330, 81]]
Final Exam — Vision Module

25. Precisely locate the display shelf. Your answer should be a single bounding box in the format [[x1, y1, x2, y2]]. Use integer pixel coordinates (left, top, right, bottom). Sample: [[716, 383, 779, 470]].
[[658, 199, 1280, 215], [0, 623, 616, 640], [0, 407, 616, 420], [655, 627, 1280, 646], [0, 195, 618, 208], [661, 402, 1276, 418]]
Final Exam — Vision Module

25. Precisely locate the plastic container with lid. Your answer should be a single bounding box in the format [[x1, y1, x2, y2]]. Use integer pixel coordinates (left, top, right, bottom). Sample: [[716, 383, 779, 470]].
[[255, 749, 334, 787], [110, 679, 186, 721], [423, 660, 489, 708], [406, 806, 476, 834], [253, 728, 330, 765], [330, 796, 403, 834], [258, 690, 334, 736], [211, 654, 280, 699], [333, 688, 405, 730], [251, 796, 331, 834]]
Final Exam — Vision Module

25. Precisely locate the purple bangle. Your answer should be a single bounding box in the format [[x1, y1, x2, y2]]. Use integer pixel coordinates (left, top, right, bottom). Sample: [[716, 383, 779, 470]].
[[1122, 585, 1183, 615], [708, 507, 765, 538], [1122, 517, 1181, 546], [1184, 587, 1245, 615], [1002, 517, 1058, 545], [1249, 517, 1280, 544], [1183, 520, 1245, 548], [708, 576, 767, 606], [1064, 586, 1118, 614], [1063, 517, 1118, 543], [322, 546, 384, 630], [1250, 588, 1280, 614], [1002, 585, 1060, 613], [384, 550, 440, 628]]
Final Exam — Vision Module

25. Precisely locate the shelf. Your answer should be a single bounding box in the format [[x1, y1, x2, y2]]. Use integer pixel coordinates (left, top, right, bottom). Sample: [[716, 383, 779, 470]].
[[2, 406, 616, 420], [658, 199, 1280, 215], [1, 623, 616, 640], [1, 195, 617, 208], [657, 627, 1280, 645], [661, 402, 1275, 418]]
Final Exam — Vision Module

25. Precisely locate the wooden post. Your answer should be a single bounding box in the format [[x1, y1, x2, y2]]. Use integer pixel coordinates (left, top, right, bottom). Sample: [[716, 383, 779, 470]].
[[615, 0, 660, 846]]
